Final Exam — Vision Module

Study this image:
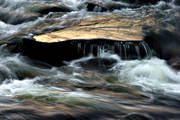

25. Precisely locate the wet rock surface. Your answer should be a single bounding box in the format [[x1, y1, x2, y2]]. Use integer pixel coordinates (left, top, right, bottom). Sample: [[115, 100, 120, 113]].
[[0, 1, 180, 120], [33, 14, 155, 42]]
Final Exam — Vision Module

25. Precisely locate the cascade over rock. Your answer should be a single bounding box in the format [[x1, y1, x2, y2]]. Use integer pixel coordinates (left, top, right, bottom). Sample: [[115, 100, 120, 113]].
[[6, 37, 151, 66]]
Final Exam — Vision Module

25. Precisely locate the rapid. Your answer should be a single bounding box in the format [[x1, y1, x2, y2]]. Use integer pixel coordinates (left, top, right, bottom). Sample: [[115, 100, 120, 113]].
[[0, 0, 180, 120]]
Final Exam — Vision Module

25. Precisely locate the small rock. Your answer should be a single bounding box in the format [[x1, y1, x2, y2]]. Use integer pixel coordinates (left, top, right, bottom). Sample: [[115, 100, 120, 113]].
[[124, 113, 153, 120], [168, 58, 180, 70], [25, 2, 72, 15]]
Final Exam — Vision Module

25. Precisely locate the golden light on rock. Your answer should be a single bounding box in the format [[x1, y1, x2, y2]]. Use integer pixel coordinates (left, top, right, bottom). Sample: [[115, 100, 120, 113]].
[[34, 14, 155, 43]]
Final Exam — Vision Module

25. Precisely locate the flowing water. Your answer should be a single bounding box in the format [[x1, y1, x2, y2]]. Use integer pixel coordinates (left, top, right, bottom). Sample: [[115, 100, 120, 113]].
[[0, 0, 180, 120]]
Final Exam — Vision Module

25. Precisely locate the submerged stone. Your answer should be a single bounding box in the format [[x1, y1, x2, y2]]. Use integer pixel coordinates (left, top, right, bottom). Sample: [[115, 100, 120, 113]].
[[25, 2, 72, 15], [76, 58, 117, 72], [124, 113, 153, 120], [0, 7, 39, 25]]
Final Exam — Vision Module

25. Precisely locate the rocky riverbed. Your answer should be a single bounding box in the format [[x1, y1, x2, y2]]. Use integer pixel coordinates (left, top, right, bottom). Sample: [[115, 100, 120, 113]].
[[0, 0, 180, 120]]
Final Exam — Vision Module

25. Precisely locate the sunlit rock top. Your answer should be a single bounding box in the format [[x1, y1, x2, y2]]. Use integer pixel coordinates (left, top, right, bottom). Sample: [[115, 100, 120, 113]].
[[34, 14, 155, 42]]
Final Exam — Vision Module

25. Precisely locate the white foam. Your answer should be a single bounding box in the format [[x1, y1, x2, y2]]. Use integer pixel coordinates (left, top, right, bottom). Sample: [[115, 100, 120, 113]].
[[0, 21, 18, 37], [0, 77, 97, 100], [61, 0, 87, 10], [112, 58, 180, 94]]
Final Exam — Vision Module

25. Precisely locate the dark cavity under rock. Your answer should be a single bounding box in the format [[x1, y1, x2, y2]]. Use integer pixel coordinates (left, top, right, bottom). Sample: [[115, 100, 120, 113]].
[[5, 37, 151, 67]]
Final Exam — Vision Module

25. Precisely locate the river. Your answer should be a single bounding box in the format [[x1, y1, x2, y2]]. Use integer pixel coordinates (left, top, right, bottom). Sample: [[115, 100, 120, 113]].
[[0, 0, 180, 120]]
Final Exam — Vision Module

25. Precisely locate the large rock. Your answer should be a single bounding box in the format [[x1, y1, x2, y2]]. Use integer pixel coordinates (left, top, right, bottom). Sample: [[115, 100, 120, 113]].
[[34, 14, 155, 42], [4, 14, 155, 66]]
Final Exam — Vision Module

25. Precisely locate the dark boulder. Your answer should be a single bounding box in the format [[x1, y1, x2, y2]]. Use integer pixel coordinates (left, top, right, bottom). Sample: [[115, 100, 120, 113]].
[[174, 0, 180, 6], [144, 29, 180, 60]]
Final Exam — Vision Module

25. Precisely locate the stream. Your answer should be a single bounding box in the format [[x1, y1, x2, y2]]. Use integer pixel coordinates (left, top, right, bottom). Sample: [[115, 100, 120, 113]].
[[0, 0, 180, 120]]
